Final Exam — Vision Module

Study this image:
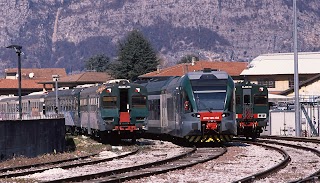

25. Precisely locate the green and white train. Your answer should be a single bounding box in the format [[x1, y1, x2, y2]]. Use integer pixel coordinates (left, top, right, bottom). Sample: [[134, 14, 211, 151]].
[[0, 80, 149, 141], [139, 68, 237, 143], [235, 81, 269, 139]]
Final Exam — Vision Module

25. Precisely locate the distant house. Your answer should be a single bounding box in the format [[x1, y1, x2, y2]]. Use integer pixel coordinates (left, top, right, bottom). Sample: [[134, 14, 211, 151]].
[[38, 71, 113, 89], [5, 68, 67, 80], [0, 68, 67, 96], [240, 52, 320, 96], [139, 60, 247, 82], [0, 79, 44, 96], [0, 68, 113, 96]]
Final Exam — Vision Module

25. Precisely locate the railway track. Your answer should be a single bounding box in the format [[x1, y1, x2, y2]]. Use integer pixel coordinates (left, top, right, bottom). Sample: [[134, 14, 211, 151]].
[[259, 136, 320, 183], [233, 136, 320, 183], [0, 152, 99, 173], [232, 141, 291, 183], [0, 148, 139, 179], [38, 147, 226, 183], [260, 135, 320, 144]]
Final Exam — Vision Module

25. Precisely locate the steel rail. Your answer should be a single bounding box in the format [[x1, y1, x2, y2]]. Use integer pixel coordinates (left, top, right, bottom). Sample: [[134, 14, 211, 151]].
[[232, 141, 291, 183], [257, 138, 320, 183], [40, 147, 226, 183], [0, 148, 139, 179]]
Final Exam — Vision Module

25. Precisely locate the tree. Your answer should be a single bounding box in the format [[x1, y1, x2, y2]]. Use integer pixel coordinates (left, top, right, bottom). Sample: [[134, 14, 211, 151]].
[[110, 30, 159, 80], [85, 54, 110, 72], [177, 54, 199, 64]]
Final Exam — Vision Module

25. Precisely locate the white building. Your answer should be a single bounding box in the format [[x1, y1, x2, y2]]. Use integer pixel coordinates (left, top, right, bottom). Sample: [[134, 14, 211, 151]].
[[242, 52, 320, 137]]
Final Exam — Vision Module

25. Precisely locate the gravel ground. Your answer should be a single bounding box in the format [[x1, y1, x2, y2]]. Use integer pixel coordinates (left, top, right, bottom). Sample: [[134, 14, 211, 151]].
[[0, 135, 137, 183], [256, 144, 320, 183], [127, 142, 283, 183], [2, 137, 319, 183], [15, 140, 188, 182]]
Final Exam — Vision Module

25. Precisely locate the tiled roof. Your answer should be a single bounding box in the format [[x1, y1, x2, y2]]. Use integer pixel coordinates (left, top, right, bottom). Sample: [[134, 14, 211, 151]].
[[5, 68, 67, 80], [0, 79, 43, 89], [139, 61, 247, 78], [38, 71, 114, 84]]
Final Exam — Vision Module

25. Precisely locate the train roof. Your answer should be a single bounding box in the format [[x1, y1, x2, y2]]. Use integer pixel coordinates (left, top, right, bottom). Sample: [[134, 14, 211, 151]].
[[22, 92, 47, 100], [140, 76, 177, 95], [0, 96, 18, 102], [186, 69, 230, 80], [46, 88, 83, 97], [79, 85, 100, 95]]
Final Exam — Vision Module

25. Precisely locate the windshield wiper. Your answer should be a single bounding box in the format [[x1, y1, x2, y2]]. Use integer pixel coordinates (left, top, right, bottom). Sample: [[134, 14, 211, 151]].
[[196, 95, 212, 113]]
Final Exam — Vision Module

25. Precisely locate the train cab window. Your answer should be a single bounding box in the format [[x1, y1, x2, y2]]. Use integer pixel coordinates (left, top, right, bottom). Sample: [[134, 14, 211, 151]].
[[132, 95, 147, 108], [254, 95, 268, 105], [184, 100, 190, 111], [243, 95, 251, 104], [184, 100, 193, 113], [102, 96, 117, 108]]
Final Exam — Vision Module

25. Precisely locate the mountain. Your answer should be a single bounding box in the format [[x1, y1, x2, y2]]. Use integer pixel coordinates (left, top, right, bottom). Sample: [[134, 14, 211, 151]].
[[0, 0, 319, 75]]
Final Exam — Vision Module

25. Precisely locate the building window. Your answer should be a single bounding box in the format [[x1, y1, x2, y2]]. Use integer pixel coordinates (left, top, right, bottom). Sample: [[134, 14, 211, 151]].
[[288, 77, 306, 88], [289, 79, 294, 88], [258, 79, 275, 88]]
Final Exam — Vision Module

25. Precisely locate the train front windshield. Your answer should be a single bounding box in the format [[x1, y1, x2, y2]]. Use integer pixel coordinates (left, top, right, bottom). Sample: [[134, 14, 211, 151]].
[[191, 79, 227, 111]]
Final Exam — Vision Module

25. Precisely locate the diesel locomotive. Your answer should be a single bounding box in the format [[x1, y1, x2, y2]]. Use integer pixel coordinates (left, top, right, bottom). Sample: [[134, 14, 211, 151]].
[[139, 68, 237, 143], [235, 81, 269, 139], [0, 79, 149, 141]]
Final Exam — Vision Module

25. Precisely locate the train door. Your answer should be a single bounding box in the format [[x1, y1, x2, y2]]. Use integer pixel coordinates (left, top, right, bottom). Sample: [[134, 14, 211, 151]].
[[86, 95, 92, 135], [119, 89, 130, 124], [160, 94, 168, 131], [27, 100, 31, 118], [119, 89, 129, 112], [174, 88, 182, 135], [242, 89, 253, 119]]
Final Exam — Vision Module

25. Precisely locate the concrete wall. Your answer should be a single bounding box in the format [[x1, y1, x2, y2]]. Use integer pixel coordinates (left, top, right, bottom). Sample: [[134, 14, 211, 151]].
[[0, 118, 65, 161]]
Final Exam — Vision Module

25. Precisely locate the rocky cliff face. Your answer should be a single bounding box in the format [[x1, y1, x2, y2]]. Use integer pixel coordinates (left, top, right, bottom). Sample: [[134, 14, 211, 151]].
[[0, 0, 319, 74]]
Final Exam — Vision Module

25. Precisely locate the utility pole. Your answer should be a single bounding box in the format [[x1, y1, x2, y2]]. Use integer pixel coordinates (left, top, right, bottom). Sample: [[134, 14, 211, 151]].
[[6, 45, 23, 120], [52, 75, 60, 114], [293, 0, 301, 136]]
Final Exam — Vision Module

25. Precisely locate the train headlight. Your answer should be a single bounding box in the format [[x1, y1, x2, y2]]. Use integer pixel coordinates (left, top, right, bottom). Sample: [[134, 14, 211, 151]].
[[104, 117, 114, 124], [191, 113, 200, 118], [258, 113, 267, 118], [259, 87, 264, 92], [142, 125, 148, 130], [222, 113, 230, 117]]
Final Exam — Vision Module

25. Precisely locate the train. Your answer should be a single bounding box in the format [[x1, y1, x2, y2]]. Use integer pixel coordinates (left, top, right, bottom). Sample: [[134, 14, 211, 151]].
[[235, 81, 269, 139], [0, 69, 239, 144], [0, 79, 149, 142], [137, 68, 237, 143]]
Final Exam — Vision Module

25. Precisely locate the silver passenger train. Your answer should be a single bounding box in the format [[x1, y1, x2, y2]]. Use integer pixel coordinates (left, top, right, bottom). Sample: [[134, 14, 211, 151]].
[[0, 80, 149, 142], [139, 68, 237, 143]]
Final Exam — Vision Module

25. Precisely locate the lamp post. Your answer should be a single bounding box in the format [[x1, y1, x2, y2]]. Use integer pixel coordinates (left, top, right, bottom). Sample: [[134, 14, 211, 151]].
[[293, 0, 301, 137], [6, 45, 22, 120], [52, 75, 60, 114]]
